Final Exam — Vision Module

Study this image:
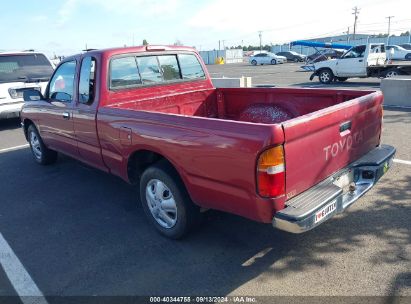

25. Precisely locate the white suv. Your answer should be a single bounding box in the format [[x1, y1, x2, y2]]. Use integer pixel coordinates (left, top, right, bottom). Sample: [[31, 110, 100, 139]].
[[0, 51, 54, 119]]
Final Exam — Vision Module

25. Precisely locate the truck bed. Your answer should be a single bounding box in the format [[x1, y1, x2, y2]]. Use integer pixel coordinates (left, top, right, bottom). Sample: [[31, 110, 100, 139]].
[[107, 86, 373, 124], [99, 87, 382, 222]]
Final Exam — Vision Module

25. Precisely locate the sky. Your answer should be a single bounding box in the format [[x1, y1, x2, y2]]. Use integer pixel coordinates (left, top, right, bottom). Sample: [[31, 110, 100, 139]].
[[1, 0, 411, 57]]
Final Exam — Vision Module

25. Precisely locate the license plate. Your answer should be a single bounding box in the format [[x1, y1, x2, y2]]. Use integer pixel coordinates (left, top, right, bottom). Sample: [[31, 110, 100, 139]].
[[315, 200, 337, 224]]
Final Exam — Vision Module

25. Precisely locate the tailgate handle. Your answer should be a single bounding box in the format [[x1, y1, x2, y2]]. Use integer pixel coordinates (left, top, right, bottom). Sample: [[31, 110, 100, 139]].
[[340, 121, 352, 133]]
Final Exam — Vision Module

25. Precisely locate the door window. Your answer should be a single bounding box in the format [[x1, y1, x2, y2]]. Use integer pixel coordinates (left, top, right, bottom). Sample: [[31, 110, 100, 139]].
[[79, 57, 96, 104], [49, 61, 76, 102], [343, 45, 366, 59]]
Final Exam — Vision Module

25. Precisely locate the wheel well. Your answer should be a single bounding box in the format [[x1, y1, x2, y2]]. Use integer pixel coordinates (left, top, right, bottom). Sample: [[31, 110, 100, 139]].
[[318, 67, 333, 74], [23, 119, 34, 140], [127, 150, 176, 184]]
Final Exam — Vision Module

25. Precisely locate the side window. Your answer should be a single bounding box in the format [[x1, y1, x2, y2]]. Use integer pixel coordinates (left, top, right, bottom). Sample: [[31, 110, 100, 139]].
[[110, 56, 141, 89], [178, 54, 205, 80], [343, 46, 366, 59], [136, 56, 162, 84], [79, 57, 96, 104], [157, 55, 181, 81], [49, 61, 76, 102]]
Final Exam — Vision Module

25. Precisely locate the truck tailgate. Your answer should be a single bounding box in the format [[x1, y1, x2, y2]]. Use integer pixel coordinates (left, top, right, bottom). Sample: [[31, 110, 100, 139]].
[[282, 91, 383, 200]]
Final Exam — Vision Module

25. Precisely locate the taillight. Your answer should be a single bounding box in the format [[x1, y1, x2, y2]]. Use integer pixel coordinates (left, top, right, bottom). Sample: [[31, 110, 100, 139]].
[[257, 145, 285, 197]]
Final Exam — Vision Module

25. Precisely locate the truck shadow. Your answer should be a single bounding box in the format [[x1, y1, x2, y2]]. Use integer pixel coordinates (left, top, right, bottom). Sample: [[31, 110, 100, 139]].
[[0, 118, 21, 131], [0, 149, 409, 296]]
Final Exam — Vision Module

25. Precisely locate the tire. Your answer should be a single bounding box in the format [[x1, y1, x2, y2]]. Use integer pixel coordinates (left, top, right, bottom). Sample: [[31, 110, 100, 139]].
[[27, 124, 57, 165], [271, 59, 277, 65], [251, 60, 257, 66], [293, 58, 299, 62], [405, 53, 411, 60], [384, 69, 399, 78], [337, 77, 348, 82], [140, 161, 202, 239], [318, 69, 334, 84]]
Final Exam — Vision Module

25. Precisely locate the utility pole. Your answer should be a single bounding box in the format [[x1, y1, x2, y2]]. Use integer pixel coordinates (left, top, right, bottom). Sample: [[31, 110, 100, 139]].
[[344, 27, 350, 43], [352, 7, 360, 40], [258, 31, 262, 52], [386, 16, 394, 44], [218, 40, 221, 51]]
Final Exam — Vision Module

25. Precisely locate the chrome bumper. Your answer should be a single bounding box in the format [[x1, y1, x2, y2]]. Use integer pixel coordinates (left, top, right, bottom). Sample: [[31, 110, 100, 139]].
[[273, 145, 396, 233]]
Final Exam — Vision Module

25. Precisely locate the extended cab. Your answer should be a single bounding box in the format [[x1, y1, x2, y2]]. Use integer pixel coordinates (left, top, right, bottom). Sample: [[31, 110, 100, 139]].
[[310, 43, 411, 83], [21, 46, 395, 238], [0, 51, 54, 119]]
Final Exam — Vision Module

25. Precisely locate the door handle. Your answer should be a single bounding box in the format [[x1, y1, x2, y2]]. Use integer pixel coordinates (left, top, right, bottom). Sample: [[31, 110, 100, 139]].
[[358, 59, 363, 62], [63, 112, 70, 120]]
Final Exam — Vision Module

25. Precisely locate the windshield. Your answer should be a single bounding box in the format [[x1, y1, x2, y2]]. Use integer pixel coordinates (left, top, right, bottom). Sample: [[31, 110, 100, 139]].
[[0, 54, 54, 83]]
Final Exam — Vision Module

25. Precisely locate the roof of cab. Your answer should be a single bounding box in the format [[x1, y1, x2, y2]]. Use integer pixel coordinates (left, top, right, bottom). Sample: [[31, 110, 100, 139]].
[[84, 45, 197, 58]]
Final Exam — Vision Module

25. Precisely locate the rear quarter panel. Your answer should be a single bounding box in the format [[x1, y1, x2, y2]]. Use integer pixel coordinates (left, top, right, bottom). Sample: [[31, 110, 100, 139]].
[[97, 108, 285, 222]]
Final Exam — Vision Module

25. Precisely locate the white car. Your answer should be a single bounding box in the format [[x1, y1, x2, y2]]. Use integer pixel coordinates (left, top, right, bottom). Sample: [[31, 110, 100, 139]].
[[386, 45, 411, 60], [0, 51, 54, 119], [249, 52, 286, 65]]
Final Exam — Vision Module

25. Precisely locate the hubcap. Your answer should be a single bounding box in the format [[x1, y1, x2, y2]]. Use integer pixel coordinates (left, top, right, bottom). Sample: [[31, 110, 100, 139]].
[[386, 71, 397, 78], [145, 179, 177, 229], [30, 131, 42, 160], [320, 72, 330, 82]]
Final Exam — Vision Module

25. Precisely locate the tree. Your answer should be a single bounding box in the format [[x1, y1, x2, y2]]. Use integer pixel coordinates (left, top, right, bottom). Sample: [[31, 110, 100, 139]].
[[143, 39, 148, 46]]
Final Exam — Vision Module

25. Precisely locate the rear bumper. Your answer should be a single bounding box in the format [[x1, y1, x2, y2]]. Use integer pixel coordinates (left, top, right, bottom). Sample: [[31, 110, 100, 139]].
[[272, 144, 396, 233], [0, 102, 23, 119]]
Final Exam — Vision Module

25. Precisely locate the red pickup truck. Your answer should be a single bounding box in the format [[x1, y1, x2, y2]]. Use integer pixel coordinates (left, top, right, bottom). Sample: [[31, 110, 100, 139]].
[[21, 45, 395, 239]]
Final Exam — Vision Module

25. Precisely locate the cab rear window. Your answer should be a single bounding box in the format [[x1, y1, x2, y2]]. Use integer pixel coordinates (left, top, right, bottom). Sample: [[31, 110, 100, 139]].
[[109, 53, 205, 90]]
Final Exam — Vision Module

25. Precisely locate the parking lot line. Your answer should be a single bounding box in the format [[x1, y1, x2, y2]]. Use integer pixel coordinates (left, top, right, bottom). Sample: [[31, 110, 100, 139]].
[[0, 233, 48, 304], [0, 144, 29, 154], [393, 158, 411, 166]]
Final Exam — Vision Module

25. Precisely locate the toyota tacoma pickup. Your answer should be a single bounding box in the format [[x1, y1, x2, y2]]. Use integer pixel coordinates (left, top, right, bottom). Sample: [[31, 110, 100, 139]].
[[20, 45, 395, 239]]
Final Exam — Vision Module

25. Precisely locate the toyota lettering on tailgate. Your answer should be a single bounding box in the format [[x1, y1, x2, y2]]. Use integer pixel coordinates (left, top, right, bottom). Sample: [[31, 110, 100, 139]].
[[323, 131, 363, 161]]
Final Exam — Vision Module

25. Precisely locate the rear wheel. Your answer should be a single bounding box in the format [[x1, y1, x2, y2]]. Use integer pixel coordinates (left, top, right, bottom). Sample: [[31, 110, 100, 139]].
[[318, 69, 334, 84], [384, 69, 399, 78], [140, 161, 202, 239], [251, 60, 257, 66], [27, 124, 57, 165], [271, 59, 277, 65]]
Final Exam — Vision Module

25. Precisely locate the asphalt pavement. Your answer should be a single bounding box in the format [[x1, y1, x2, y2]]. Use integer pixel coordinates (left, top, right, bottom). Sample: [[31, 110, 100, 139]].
[[0, 63, 410, 301]]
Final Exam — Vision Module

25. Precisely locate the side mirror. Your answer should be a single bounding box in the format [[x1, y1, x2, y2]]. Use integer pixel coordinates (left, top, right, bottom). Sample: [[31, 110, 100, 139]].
[[23, 89, 44, 102]]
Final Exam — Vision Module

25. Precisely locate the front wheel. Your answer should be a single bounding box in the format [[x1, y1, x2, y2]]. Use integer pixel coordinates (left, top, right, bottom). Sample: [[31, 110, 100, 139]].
[[251, 60, 257, 66], [271, 59, 277, 65], [140, 161, 202, 239], [318, 69, 334, 84], [27, 124, 57, 165]]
